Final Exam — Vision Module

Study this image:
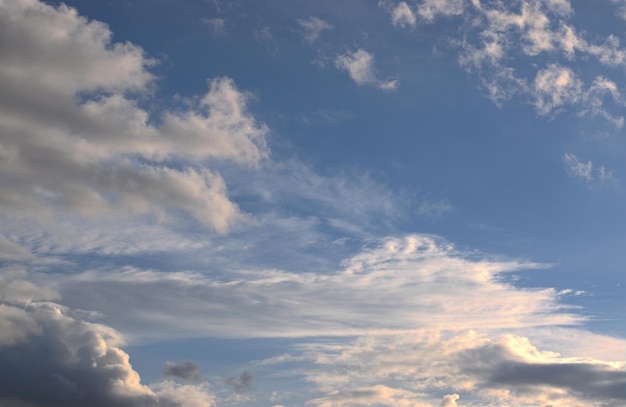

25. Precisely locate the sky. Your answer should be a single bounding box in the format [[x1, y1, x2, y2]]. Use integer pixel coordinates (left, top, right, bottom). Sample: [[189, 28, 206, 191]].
[[0, 0, 625, 406]]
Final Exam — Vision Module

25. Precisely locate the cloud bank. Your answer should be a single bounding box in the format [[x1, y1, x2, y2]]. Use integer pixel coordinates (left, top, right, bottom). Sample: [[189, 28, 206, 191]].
[[0, 0, 267, 233]]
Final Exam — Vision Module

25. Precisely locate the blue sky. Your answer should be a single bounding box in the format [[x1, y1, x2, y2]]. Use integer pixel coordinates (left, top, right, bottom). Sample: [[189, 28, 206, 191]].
[[0, 0, 625, 406]]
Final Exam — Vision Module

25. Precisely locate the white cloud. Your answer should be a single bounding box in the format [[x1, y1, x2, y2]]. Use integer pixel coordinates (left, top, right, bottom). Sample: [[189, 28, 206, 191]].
[[52, 235, 578, 340], [297, 17, 333, 44], [391, 2, 417, 27], [533, 64, 582, 115], [335, 49, 398, 90], [0, 0, 267, 233], [277, 329, 625, 406], [563, 153, 613, 182], [392, 0, 626, 125], [417, 0, 465, 22]]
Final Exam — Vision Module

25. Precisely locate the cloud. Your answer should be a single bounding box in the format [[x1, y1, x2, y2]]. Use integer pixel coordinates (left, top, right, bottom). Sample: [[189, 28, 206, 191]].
[[297, 17, 333, 44], [417, 0, 465, 22], [52, 234, 580, 340], [335, 49, 398, 90], [383, 0, 626, 125], [163, 362, 202, 381], [276, 329, 625, 406], [309, 385, 432, 407], [0, 0, 267, 233], [391, 2, 416, 27], [224, 372, 252, 394], [533, 64, 582, 115], [563, 153, 613, 182], [202, 17, 226, 34], [440, 394, 459, 407], [0, 278, 215, 407]]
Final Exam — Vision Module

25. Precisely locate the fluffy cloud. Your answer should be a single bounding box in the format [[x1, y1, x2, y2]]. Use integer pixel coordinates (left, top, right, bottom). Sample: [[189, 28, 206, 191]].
[[0, 0, 267, 233], [274, 329, 625, 406], [335, 49, 398, 90], [0, 278, 215, 407], [385, 0, 626, 125], [391, 2, 417, 27]]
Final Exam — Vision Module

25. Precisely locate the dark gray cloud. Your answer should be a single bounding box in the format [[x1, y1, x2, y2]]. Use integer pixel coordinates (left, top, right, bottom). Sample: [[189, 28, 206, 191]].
[[459, 341, 626, 404], [0, 276, 214, 407], [163, 362, 201, 381], [490, 361, 626, 401], [224, 371, 252, 394], [0, 303, 160, 407]]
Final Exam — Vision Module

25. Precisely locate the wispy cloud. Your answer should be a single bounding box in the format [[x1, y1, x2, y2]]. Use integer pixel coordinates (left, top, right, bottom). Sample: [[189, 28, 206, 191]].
[[52, 235, 575, 340], [202, 17, 226, 34], [297, 17, 333, 44], [563, 153, 613, 182], [335, 49, 398, 90]]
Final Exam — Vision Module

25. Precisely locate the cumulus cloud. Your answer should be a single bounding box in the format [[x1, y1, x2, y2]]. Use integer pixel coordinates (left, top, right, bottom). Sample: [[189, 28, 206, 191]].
[[274, 329, 625, 406], [0, 0, 267, 233], [335, 49, 398, 90], [297, 17, 333, 44], [0, 278, 215, 407], [563, 153, 613, 182]]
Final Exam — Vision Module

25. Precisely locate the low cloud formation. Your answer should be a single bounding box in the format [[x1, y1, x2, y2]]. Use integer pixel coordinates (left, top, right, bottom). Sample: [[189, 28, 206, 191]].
[[277, 329, 625, 406], [0, 0, 267, 233], [335, 49, 398, 90], [163, 362, 202, 381], [0, 278, 214, 407]]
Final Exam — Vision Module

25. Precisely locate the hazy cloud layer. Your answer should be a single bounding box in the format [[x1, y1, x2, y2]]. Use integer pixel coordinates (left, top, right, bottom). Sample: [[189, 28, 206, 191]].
[[56, 235, 576, 340]]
